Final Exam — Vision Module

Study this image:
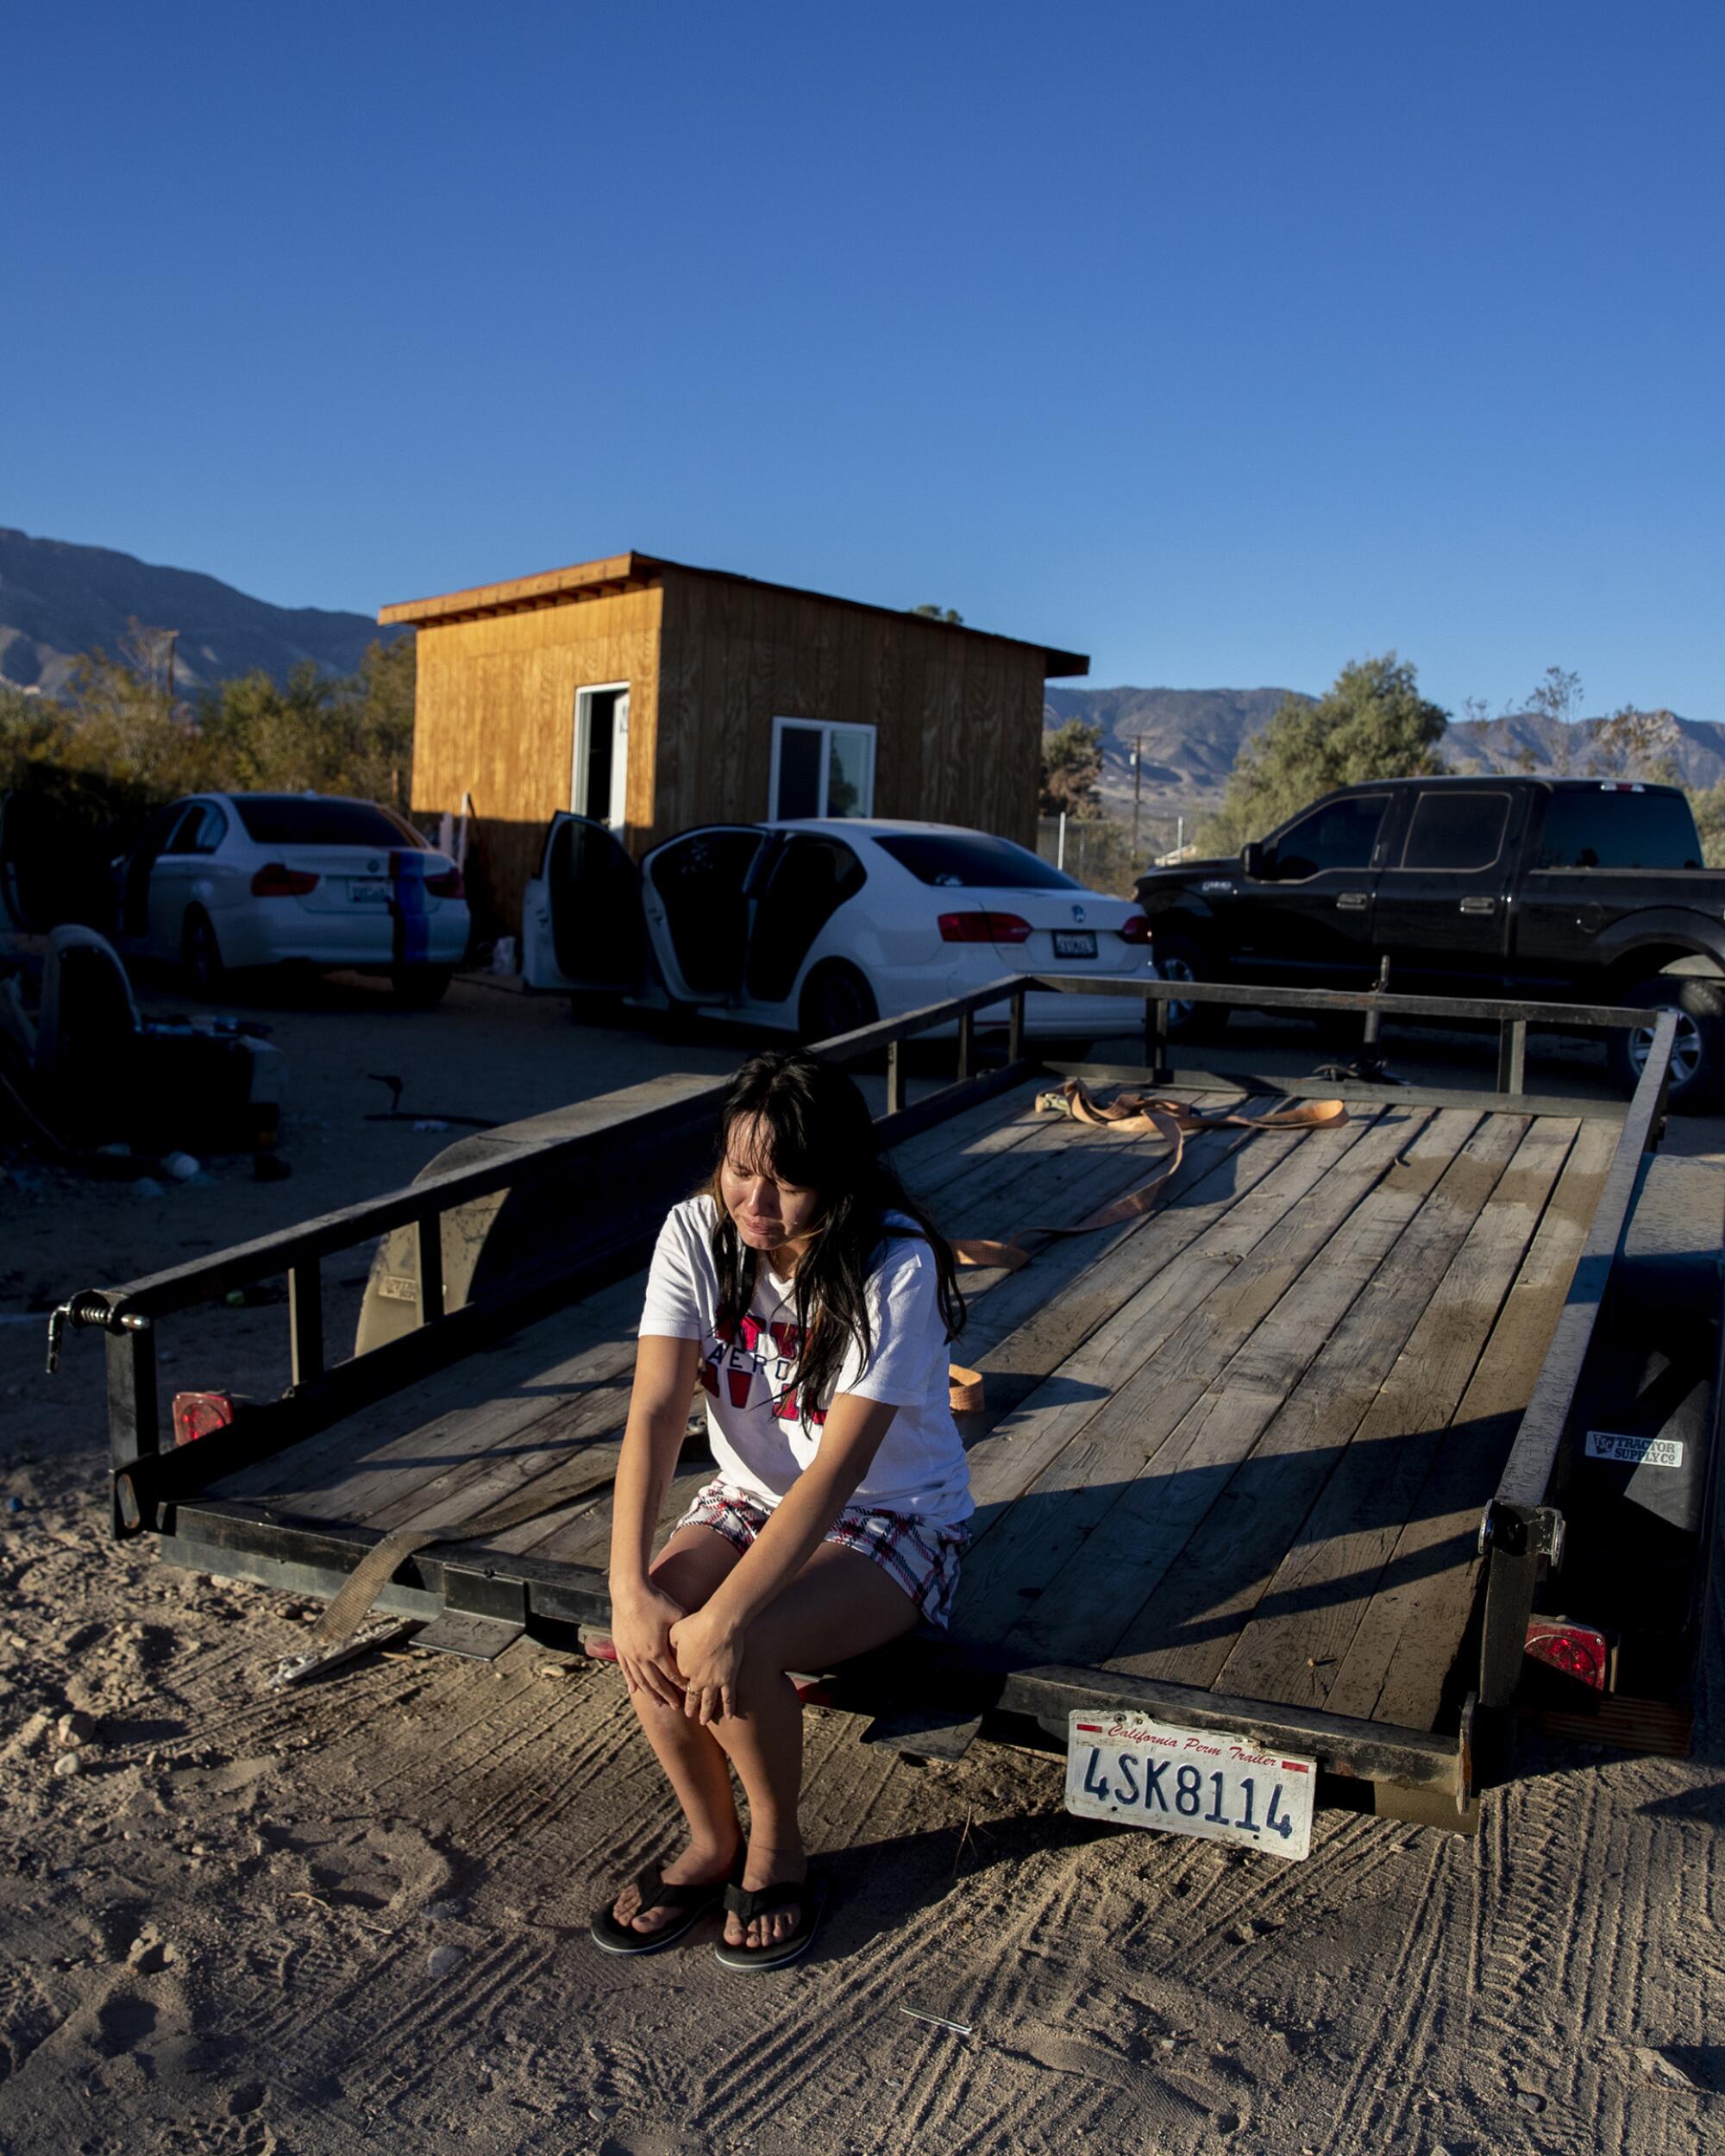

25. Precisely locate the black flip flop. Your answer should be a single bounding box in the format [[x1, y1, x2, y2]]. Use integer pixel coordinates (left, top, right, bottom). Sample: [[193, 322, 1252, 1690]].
[[713, 1875, 828, 1973], [589, 1862, 731, 1956]]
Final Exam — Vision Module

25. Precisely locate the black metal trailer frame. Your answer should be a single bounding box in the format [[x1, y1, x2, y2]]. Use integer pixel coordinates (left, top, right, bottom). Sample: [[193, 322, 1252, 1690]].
[[51, 976, 1699, 1827]]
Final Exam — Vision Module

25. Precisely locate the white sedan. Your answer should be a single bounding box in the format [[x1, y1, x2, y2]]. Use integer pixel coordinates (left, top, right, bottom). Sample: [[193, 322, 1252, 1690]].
[[522, 814, 1156, 1039], [112, 792, 470, 1003]]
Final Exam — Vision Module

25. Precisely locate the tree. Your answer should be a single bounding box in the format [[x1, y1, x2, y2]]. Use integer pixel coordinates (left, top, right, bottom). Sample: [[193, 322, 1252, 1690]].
[[909, 604, 963, 624], [1523, 665, 1584, 775], [1195, 653, 1448, 853], [1585, 704, 1681, 787], [1039, 718, 1105, 818]]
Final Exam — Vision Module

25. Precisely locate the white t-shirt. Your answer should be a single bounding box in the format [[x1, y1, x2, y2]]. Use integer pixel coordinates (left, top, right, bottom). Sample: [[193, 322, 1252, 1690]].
[[637, 1196, 974, 1529]]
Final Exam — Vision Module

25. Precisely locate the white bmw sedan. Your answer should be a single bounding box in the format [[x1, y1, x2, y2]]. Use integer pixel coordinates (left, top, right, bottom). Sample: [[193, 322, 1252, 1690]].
[[113, 792, 470, 1003], [522, 814, 1155, 1039]]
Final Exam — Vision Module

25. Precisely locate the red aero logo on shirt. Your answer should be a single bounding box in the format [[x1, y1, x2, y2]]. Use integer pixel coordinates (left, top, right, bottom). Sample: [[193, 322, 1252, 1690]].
[[699, 1314, 826, 1427]]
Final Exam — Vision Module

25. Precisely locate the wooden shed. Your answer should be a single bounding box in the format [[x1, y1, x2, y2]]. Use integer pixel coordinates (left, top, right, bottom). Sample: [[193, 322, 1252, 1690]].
[[379, 552, 1088, 936]]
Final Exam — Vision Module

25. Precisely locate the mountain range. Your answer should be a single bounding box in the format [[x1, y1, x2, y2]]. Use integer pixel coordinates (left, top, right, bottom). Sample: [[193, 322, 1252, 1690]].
[[1044, 685, 1725, 817], [0, 528, 399, 697], [4, 528, 1716, 808]]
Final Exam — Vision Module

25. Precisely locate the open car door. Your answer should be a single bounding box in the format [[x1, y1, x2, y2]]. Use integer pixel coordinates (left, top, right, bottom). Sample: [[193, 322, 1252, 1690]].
[[638, 825, 773, 1007], [521, 814, 645, 993]]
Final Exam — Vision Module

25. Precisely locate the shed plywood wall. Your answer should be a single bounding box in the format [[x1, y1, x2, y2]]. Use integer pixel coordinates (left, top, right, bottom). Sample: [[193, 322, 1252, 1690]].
[[654, 573, 1044, 846], [409, 587, 662, 931]]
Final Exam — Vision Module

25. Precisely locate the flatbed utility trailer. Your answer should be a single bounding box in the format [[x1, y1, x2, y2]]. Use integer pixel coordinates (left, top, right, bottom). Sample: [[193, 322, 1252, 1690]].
[[53, 977, 1722, 1839]]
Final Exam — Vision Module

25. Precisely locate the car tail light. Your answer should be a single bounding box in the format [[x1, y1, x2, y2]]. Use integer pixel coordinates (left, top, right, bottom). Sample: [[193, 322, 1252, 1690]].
[[425, 865, 464, 899], [1524, 1616, 1614, 1691], [251, 862, 318, 897], [938, 912, 1032, 944], [1119, 914, 1153, 944]]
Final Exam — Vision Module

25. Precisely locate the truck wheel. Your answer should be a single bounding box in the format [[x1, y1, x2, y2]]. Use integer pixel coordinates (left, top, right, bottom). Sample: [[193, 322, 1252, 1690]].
[[1151, 937, 1229, 1041], [799, 962, 878, 1044], [181, 908, 225, 993], [1606, 978, 1725, 1114]]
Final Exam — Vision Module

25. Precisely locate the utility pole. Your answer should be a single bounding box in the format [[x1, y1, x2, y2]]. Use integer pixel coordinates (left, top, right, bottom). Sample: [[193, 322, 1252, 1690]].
[[1131, 735, 1143, 858]]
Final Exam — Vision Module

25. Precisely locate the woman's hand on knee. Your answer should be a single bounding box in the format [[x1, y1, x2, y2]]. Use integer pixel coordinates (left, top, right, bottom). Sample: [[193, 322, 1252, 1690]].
[[668, 1608, 744, 1727], [610, 1579, 689, 1710]]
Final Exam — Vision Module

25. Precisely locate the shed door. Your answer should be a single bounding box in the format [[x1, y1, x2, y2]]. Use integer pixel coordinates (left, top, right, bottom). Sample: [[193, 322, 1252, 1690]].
[[572, 685, 631, 829], [521, 813, 643, 993]]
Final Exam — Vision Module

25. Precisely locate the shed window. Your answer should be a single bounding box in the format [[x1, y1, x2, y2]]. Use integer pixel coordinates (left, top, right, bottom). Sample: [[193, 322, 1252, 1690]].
[[770, 719, 875, 821]]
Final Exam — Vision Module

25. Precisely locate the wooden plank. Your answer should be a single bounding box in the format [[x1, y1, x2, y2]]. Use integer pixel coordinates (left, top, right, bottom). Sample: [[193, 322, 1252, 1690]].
[[950, 1108, 1407, 1645], [990, 1108, 1446, 1664], [941, 1094, 1278, 1425], [1208, 1114, 1578, 1714], [205, 1273, 649, 1510], [1108, 1106, 1526, 1689], [1322, 1117, 1620, 1729]]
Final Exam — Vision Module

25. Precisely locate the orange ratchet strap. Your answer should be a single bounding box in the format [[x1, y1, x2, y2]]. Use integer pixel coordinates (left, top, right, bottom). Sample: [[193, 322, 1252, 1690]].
[[943, 1082, 1346, 1413]]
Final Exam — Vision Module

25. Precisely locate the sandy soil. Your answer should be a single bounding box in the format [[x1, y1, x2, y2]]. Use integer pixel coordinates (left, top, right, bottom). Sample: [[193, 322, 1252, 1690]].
[[3, 975, 1722, 2155]]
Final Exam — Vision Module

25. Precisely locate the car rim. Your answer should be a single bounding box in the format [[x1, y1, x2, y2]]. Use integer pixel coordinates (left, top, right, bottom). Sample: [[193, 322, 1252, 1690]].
[[1628, 1007, 1703, 1088], [1155, 955, 1196, 1029]]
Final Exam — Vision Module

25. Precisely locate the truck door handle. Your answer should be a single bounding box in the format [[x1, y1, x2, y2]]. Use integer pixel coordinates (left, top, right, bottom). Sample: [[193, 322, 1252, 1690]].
[[1459, 896, 1496, 915], [1336, 893, 1368, 912]]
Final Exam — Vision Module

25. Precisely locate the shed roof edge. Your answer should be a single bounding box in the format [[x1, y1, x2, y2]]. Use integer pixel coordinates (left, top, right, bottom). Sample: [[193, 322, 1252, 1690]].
[[378, 551, 1088, 676]]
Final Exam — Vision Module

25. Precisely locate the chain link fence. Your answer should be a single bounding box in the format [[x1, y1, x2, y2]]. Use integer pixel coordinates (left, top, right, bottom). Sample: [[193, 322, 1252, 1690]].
[[1034, 813, 1188, 895]]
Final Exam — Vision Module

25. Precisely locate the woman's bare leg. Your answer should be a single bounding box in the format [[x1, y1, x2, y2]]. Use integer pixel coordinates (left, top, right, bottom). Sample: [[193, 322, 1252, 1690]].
[[708, 1544, 919, 1951], [611, 1527, 745, 1936]]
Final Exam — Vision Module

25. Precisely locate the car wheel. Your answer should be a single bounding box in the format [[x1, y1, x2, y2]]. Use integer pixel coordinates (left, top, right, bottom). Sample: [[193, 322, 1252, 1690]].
[[1605, 976, 1725, 1114], [1151, 936, 1229, 1041], [391, 964, 454, 1007], [798, 961, 878, 1044], [181, 909, 224, 993]]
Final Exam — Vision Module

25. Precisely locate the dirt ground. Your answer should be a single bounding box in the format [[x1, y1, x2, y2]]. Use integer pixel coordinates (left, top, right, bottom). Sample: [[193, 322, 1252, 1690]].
[[3, 971, 1723, 2156]]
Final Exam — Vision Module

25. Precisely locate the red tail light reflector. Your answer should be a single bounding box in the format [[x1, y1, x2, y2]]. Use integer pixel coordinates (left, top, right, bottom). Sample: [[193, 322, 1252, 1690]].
[[172, 1390, 242, 1448], [938, 912, 1032, 944], [425, 865, 464, 899], [251, 862, 319, 897], [1119, 914, 1153, 944], [1524, 1617, 1613, 1691]]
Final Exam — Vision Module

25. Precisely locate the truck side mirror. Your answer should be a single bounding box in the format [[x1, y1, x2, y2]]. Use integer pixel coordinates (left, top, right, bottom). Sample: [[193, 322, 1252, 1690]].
[[1242, 842, 1268, 881]]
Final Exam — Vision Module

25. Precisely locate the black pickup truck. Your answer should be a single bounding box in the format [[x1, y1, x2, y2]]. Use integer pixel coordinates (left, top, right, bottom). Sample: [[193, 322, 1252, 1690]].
[[1135, 776, 1725, 1110]]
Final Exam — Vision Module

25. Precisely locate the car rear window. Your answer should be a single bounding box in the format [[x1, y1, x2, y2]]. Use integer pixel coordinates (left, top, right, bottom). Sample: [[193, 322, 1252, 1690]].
[[874, 832, 1080, 889], [233, 796, 426, 849], [1532, 790, 1703, 870]]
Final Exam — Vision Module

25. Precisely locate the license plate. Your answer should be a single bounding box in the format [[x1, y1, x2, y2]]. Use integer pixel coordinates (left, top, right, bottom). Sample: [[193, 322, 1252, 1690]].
[[1064, 1710, 1315, 1860], [347, 879, 391, 904], [1052, 931, 1096, 959]]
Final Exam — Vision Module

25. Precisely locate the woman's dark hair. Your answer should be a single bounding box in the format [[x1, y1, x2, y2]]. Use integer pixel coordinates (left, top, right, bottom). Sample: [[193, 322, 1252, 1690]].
[[706, 1050, 965, 1423]]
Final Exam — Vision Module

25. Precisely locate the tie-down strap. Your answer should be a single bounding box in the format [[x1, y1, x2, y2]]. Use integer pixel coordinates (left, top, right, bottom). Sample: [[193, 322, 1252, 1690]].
[[942, 1084, 1347, 1410]]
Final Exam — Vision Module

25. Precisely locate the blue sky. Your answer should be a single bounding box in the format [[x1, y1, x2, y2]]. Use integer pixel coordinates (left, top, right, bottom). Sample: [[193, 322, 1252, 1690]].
[[7, 2, 1722, 720]]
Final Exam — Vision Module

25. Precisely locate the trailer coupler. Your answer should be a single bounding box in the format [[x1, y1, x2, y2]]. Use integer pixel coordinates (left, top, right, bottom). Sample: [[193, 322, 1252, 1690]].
[[45, 1292, 150, 1375]]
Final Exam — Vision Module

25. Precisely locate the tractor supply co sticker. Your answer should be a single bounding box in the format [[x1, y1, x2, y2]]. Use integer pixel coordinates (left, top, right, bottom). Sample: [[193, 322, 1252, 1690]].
[[1585, 1429, 1684, 1470]]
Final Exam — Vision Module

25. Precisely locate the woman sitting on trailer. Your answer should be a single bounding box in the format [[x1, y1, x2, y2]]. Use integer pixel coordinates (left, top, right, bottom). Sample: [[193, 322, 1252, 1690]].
[[591, 1049, 971, 1971]]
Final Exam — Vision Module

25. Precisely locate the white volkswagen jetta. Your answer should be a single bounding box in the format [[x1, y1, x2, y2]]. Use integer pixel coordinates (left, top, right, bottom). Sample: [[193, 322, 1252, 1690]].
[[112, 792, 470, 1003], [522, 814, 1155, 1040]]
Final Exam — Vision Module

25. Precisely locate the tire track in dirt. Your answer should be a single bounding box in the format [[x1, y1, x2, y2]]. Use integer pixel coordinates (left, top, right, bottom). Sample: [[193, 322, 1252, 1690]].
[[1308, 1827, 1447, 2156]]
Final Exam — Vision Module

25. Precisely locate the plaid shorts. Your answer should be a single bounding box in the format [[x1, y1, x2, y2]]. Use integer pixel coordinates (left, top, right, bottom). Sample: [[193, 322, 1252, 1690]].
[[673, 1479, 969, 1632]]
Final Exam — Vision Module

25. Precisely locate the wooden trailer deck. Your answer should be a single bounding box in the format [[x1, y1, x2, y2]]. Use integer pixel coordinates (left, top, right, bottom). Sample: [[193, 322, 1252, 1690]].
[[190, 1075, 1617, 1750]]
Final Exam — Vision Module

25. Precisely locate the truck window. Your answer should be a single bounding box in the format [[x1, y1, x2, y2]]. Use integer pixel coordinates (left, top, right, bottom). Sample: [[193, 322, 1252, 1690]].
[[1398, 790, 1511, 872], [1267, 796, 1388, 881], [1532, 791, 1703, 871]]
